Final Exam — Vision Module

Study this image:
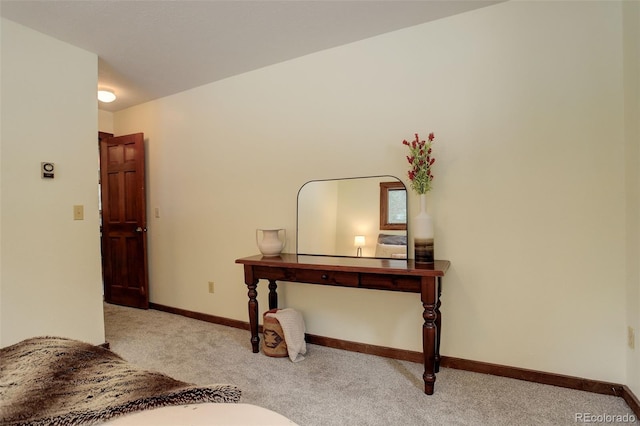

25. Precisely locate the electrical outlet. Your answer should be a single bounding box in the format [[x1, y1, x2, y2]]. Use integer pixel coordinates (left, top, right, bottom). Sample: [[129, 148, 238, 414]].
[[208, 281, 215, 294], [629, 327, 635, 350]]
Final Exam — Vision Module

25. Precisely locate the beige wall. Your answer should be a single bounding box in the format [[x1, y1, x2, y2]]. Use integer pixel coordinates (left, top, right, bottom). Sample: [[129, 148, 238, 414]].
[[0, 19, 105, 346], [114, 1, 633, 384], [624, 0, 640, 397], [99, 109, 114, 134], [297, 180, 338, 256]]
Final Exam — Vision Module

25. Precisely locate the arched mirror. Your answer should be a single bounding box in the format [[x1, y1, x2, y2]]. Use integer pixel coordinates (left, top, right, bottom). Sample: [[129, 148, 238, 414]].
[[297, 176, 407, 258]]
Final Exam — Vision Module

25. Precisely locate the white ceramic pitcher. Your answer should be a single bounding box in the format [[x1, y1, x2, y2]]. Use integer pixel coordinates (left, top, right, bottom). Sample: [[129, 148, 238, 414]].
[[256, 229, 286, 256]]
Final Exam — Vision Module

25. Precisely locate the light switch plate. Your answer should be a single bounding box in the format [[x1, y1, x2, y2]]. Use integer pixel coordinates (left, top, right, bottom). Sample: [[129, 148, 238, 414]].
[[73, 205, 84, 220]]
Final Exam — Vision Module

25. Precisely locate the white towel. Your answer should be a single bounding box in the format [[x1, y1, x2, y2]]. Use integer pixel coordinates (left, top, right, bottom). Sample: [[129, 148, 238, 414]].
[[266, 308, 306, 362]]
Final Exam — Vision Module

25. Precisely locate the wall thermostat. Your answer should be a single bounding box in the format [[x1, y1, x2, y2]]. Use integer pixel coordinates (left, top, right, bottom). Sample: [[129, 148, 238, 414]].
[[41, 162, 55, 179]]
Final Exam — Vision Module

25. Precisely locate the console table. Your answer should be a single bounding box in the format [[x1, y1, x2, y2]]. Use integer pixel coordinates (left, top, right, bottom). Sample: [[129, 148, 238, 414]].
[[235, 254, 450, 395]]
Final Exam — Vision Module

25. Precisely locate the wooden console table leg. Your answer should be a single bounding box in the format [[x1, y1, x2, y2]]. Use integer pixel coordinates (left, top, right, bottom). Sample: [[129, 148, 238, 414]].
[[268, 279, 278, 310], [435, 276, 442, 373], [244, 266, 260, 354], [421, 276, 437, 395]]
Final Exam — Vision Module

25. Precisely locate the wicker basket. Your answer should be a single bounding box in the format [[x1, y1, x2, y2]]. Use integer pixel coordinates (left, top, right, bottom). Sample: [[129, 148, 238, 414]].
[[262, 309, 288, 357]]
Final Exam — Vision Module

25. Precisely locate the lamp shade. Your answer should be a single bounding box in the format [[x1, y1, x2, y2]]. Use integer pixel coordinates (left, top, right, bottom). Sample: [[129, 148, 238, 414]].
[[354, 235, 365, 247]]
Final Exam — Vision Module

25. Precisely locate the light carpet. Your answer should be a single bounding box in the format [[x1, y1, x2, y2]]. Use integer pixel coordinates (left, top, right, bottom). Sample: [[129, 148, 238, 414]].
[[104, 303, 636, 425]]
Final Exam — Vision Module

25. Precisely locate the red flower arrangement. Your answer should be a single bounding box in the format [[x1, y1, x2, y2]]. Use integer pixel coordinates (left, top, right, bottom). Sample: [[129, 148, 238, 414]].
[[403, 132, 435, 194]]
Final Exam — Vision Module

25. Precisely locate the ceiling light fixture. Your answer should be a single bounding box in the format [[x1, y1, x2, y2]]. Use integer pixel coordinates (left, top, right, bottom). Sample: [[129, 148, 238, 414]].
[[97, 89, 116, 103]]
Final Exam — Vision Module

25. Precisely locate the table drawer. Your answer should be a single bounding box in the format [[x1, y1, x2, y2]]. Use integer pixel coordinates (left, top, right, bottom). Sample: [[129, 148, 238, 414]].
[[253, 266, 293, 281], [360, 273, 421, 293], [294, 269, 359, 287]]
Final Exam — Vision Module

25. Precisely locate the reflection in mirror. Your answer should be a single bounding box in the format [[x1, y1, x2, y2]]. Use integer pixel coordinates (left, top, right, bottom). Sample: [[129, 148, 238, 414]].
[[380, 181, 407, 231], [297, 176, 407, 258]]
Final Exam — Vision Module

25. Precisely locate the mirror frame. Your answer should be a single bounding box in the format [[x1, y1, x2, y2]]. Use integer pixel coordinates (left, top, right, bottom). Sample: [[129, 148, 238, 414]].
[[296, 175, 407, 258]]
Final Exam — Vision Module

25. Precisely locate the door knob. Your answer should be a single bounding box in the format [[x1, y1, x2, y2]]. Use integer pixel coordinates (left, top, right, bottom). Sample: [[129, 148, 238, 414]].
[[135, 227, 147, 233]]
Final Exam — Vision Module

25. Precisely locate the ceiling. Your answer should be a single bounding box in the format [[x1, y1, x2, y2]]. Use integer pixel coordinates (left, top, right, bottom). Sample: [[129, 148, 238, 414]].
[[1, 0, 501, 112]]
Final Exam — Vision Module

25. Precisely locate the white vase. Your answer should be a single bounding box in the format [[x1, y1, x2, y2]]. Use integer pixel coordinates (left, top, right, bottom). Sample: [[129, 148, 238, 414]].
[[256, 229, 286, 256], [413, 194, 434, 263]]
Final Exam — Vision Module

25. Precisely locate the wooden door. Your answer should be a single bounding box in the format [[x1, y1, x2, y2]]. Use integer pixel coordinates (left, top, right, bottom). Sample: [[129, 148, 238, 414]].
[[100, 133, 149, 309]]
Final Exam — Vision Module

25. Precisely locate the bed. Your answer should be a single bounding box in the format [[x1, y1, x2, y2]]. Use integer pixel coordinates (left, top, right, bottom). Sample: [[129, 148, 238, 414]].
[[374, 233, 407, 259], [0, 336, 296, 425], [104, 403, 296, 425]]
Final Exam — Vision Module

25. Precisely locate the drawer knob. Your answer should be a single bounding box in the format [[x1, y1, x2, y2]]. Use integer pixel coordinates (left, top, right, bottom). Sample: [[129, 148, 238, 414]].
[[321, 274, 328, 280]]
